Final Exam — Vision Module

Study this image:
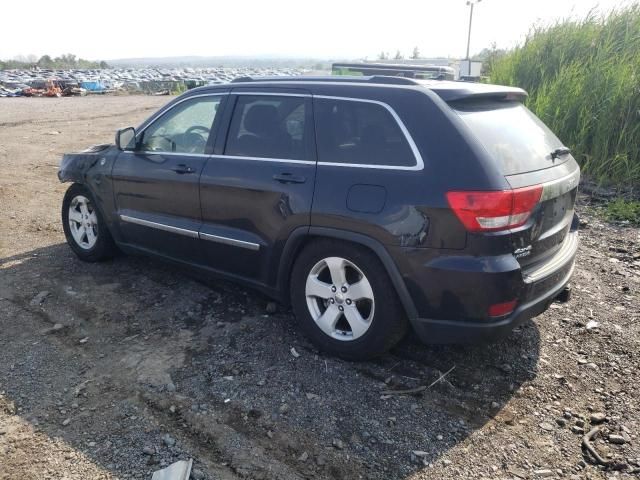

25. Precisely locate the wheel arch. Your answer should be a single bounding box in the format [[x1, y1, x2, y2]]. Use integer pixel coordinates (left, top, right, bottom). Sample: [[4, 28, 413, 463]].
[[63, 181, 105, 218], [277, 227, 418, 320]]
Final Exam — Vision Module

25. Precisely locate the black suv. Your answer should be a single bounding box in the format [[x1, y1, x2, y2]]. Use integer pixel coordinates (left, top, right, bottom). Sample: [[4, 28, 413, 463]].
[[58, 76, 579, 359]]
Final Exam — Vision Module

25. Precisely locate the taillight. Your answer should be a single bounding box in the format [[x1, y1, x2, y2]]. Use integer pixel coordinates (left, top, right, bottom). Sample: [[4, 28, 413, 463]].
[[446, 185, 542, 232]]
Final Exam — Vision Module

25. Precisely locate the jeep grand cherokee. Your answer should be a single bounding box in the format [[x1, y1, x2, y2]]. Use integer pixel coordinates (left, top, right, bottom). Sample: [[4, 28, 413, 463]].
[[58, 76, 579, 359]]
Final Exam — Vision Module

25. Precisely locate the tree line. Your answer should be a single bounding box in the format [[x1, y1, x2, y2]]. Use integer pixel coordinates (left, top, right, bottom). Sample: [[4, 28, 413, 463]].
[[377, 46, 422, 61], [0, 54, 109, 70]]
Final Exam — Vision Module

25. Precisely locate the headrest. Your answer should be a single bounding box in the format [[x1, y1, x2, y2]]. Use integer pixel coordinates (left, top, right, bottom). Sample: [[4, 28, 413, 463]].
[[244, 104, 278, 135]]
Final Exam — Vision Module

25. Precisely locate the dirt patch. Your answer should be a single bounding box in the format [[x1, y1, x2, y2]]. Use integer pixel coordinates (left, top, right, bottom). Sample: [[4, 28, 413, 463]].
[[1, 96, 639, 479]]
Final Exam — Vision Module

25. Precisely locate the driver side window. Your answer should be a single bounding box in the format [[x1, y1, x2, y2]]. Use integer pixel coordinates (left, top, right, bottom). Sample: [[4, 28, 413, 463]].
[[140, 96, 222, 154]]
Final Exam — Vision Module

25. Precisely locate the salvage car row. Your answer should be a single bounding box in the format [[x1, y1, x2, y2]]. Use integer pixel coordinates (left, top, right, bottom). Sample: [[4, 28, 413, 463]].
[[0, 66, 308, 96]]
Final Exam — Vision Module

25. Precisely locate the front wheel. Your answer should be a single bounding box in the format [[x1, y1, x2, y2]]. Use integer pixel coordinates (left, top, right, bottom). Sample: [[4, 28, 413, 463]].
[[61, 184, 116, 262], [290, 240, 407, 360]]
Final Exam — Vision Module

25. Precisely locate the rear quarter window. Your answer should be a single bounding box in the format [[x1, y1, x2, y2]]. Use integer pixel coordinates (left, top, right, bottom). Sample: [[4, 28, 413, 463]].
[[314, 98, 416, 167], [454, 101, 567, 175]]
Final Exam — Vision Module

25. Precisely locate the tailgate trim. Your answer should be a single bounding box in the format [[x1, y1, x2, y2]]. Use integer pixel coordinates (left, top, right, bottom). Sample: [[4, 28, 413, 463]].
[[540, 168, 580, 201]]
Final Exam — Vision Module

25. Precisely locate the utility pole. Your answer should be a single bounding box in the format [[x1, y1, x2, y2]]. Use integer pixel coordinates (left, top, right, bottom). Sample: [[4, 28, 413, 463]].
[[465, 0, 481, 60]]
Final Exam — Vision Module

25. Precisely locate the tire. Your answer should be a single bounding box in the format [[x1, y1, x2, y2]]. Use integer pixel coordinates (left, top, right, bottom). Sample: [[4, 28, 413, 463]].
[[61, 184, 117, 262], [556, 285, 572, 303], [290, 239, 408, 360]]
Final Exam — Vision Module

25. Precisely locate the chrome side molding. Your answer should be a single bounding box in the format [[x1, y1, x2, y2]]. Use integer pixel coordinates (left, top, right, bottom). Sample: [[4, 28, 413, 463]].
[[120, 214, 199, 239], [119, 214, 260, 251], [199, 232, 260, 251]]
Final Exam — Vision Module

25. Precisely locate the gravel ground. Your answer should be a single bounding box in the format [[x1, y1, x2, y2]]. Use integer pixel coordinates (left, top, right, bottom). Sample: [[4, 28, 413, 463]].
[[0, 96, 639, 480]]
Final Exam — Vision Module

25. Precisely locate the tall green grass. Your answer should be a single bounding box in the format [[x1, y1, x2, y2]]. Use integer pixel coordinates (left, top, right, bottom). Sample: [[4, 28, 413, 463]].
[[490, 4, 640, 188]]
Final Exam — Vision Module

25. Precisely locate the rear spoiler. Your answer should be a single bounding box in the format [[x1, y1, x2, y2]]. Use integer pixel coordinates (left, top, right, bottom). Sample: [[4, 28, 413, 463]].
[[428, 83, 528, 103]]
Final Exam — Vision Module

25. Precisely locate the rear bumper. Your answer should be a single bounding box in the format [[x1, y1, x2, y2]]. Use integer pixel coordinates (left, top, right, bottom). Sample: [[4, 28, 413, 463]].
[[407, 231, 578, 344]]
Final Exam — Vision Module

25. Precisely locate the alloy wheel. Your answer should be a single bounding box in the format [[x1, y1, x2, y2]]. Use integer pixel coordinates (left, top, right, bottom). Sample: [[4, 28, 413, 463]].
[[305, 256, 375, 341], [68, 195, 98, 250]]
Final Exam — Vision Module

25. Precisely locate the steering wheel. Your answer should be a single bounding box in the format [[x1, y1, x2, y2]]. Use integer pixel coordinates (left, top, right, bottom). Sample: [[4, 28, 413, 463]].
[[185, 125, 210, 136], [181, 133, 207, 154]]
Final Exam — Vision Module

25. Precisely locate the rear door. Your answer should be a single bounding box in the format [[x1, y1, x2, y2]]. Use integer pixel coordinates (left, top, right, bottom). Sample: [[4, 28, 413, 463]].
[[112, 93, 226, 263], [454, 100, 580, 267], [198, 89, 317, 285]]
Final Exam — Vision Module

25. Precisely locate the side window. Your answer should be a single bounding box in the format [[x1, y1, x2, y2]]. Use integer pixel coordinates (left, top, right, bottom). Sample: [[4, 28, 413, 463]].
[[314, 98, 416, 167], [140, 96, 222, 154], [225, 95, 309, 160]]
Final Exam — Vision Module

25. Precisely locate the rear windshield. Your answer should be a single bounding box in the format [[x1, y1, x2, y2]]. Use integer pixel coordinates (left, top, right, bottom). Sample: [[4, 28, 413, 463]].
[[454, 101, 568, 175]]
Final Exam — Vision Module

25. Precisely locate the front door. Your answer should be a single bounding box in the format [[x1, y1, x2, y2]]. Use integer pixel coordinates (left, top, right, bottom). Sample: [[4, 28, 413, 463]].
[[198, 90, 317, 286], [112, 94, 226, 263]]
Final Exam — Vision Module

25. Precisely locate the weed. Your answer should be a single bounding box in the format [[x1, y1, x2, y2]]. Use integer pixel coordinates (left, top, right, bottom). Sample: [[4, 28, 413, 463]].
[[604, 198, 640, 224], [490, 3, 640, 187]]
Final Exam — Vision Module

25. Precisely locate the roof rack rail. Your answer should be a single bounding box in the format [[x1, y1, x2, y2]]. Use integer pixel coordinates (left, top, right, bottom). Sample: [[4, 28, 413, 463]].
[[230, 75, 422, 85], [366, 76, 420, 85], [231, 76, 253, 83]]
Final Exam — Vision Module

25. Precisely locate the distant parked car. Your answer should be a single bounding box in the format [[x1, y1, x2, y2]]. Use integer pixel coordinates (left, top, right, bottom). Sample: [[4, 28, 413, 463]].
[[58, 76, 579, 359]]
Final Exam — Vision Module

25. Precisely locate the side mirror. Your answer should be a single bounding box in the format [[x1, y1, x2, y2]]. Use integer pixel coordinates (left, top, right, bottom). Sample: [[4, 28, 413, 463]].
[[115, 127, 136, 151]]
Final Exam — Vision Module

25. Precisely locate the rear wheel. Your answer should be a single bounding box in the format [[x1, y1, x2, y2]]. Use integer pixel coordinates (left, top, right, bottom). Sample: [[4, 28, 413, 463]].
[[291, 240, 407, 360], [556, 285, 572, 303], [62, 184, 116, 262]]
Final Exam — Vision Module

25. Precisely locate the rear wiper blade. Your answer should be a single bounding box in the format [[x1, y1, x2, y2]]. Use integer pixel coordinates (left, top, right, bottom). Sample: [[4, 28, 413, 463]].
[[550, 147, 571, 160]]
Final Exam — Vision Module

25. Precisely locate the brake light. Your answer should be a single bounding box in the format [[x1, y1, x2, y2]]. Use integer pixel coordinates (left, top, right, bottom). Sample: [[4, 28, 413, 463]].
[[488, 300, 517, 317], [446, 185, 542, 232]]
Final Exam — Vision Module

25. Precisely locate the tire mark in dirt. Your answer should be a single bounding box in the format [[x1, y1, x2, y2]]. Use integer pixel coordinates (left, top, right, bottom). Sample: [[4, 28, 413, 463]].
[[0, 296, 54, 326]]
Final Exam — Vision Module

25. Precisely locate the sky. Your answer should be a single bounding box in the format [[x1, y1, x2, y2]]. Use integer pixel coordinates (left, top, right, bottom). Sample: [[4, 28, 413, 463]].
[[0, 0, 631, 61]]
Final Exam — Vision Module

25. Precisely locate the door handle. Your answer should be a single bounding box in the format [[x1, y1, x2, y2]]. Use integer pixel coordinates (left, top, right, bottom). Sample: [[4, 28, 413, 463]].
[[172, 164, 195, 174], [273, 173, 306, 184]]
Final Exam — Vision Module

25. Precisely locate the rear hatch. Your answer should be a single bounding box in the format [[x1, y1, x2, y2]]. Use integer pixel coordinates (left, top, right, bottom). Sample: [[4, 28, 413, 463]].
[[453, 99, 579, 268]]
